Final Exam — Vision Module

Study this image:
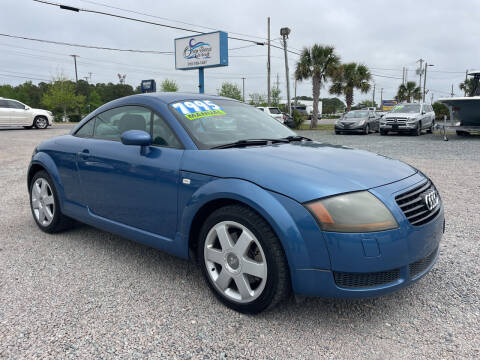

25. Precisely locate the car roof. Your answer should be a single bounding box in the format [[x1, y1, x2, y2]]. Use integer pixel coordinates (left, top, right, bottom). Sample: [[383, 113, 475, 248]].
[[125, 92, 233, 104]]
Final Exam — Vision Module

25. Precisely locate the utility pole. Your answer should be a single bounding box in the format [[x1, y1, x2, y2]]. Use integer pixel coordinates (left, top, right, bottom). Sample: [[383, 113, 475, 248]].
[[88, 72, 93, 82], [84, 76, 91, 112], [423, 63, 434, 103], [280, 27, 291, 115], [402, 67, 405, 85], [267, 17, 271, 106], [417, 58, 424, 95], [70, 54, 79, 94], [380, 88, 383, 109], [241, 77, 246, 103], [372, 83, 376, 108], [430, 92, 434, 105], [294, 77, 297, 106], [276, 73, 280, 90], [464, 69, 468, 96], [451, 84, 454, 97]]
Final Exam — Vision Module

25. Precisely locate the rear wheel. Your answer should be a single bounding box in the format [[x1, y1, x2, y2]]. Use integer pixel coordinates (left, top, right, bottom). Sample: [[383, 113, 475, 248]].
[[29, 171, 74, 233], [34, 116, 48, 129], [198, 204, 290, 314]]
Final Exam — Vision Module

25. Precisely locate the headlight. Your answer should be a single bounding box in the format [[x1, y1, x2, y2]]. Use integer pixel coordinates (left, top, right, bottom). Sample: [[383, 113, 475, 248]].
[[358, 119, 366, 126], [305, 191, 398, 233]]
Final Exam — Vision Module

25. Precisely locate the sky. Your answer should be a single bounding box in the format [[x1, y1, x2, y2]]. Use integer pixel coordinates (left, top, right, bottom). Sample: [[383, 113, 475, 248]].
[[1, 0, 479, 105]]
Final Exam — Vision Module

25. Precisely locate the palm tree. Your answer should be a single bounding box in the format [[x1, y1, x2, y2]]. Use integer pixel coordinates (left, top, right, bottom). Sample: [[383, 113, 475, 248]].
[[459, 78, 475, 96], [397, 81, 421, 103], [329, 63, 371, 111], [295, 45, 340, 128]]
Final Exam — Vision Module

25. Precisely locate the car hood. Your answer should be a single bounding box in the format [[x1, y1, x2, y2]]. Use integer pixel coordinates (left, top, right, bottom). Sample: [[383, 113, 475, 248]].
[[181, 142, 417, 203], [341, 117, 366, 122]]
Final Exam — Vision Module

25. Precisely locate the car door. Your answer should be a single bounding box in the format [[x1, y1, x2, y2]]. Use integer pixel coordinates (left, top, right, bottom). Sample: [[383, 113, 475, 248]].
[[7, 100, 30, 125], [76, 105, 184, 240]]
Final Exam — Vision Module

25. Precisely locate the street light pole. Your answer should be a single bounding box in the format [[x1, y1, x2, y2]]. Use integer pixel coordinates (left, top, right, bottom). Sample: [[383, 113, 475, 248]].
[[70, 54, 79, 94], [267, 17, 271, 106], [241, 77, 246, 103], [423, 63, 434, 103], [280, 27, 291, 115]]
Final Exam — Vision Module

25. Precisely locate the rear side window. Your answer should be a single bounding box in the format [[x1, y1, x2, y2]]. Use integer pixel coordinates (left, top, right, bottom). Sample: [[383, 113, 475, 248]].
[[7, 100, 25, 109], [93, 106, 151, 141], [75, 118, 95, 137], [0, 100, 9, 108]]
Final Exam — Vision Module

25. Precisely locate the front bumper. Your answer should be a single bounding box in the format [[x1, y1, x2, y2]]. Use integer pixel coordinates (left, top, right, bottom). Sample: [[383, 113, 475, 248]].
[[380, 123, 417, 132], [335, 123, 365, 132], [290, 172, 444, 298]]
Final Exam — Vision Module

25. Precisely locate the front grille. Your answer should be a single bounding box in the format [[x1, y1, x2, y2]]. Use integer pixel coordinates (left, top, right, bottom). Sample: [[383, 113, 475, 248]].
[[409, 247, 438, 278], [334, 268, 401, 288], [395, 180, 441, 226], [386, 117, 407, 124]]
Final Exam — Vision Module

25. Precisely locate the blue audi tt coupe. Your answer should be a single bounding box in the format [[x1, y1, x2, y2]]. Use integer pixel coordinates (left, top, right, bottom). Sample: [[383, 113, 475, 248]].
[[28, 93, 444, 313]]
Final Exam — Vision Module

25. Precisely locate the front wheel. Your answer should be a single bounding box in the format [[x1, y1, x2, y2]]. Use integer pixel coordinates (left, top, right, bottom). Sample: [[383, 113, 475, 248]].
[[34, 116, 48, 129], [427, 120, 434, 133], [30, 171, 74, 233], [363, 124, 370, 135], [412, 122, 422, 136], [198, 205, 290, 314]]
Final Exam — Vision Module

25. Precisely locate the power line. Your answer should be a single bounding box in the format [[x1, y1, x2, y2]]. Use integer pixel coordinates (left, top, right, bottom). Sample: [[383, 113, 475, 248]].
[[0, 33, 173, 54], [76, 0, 269, 41], [0, 73, 50, 82], [371, 73, 403, 80], [33, 0, 265, 46]]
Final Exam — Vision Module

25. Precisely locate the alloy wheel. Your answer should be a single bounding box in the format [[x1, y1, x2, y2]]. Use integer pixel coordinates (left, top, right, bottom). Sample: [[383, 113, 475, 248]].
[[35, 117, 48, 129], [31, 178, 55, 226], [204, 221, 267, 303]]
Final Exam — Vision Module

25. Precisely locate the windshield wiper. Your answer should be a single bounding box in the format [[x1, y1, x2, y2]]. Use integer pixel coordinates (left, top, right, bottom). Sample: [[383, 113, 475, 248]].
[[211, 138, 289, 149], [280, 135, 312, 142]]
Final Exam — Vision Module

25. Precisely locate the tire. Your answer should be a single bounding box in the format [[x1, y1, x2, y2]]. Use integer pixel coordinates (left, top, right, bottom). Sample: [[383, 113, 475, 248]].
[[29, 170, 74, 233], [380, 130, 387, 136], [363, 124, 369, 135], [456, 130, 470, 137], [427, 120, 434, 134], [412, 122, 422, 136], [197, 204, 290, 314], [34, 116, 48, 129], [335, 130, 341, 135]]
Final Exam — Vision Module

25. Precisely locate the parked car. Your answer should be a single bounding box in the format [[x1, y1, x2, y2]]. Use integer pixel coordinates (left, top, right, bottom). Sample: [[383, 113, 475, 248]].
[[282, 112, 295, 128], [290, 105, 309, 118], [335, 109, 379, 134], [28, 93, 444, 313], [0, 97, 53, 129], [380, 103, 435, 136], [256, 106, 285, 123]]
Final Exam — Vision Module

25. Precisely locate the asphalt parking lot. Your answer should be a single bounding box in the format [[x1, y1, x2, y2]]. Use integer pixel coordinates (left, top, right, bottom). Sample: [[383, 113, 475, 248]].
[[1, 125, 479, 359]]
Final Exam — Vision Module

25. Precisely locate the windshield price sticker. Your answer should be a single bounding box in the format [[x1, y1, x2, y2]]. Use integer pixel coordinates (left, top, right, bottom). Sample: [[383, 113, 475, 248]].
[[393, 105, 404, 110], [172, 100, 225, 120]]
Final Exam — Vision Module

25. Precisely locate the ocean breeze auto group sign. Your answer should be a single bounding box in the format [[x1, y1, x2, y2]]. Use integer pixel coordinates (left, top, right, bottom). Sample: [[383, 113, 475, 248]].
[[175, 31, 228, 70]]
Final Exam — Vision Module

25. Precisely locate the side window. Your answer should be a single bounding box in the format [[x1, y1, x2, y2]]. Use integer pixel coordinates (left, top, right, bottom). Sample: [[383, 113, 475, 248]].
[[75, 118, 95, 138], [0, 100, 9, 108], [7, 100, 25, 109], [152, 113, 182, 148], [93, 106, 151, 141]]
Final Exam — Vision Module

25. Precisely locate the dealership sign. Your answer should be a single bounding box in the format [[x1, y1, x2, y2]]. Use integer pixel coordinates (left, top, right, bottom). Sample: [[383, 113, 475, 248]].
[[175, 31, 228, 70]]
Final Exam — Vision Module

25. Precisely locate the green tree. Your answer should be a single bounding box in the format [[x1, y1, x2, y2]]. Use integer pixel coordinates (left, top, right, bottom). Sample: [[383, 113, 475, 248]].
[[271, 87, 281, 106], [295, 44, 340, 128], [356, 100, 377, 109], [41, 76, 85, 120], [161, 78, 179, 92], [396, 81, 421, 103], [432, 102, 450, 120], [321, 97, 345, 114], [329, 63, 371, 111], [459, 78, 475, 96], [218, 82, 242, 101], [248, 93, 267, 106]]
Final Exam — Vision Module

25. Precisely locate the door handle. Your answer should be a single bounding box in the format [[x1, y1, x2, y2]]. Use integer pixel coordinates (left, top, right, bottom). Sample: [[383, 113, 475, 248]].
[[77, 149, 90, 160]]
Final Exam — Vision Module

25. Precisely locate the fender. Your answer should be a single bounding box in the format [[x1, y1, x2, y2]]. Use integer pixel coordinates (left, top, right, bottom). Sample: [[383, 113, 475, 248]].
[[178, 177, 313, 270], [29, 152, 66, 211]]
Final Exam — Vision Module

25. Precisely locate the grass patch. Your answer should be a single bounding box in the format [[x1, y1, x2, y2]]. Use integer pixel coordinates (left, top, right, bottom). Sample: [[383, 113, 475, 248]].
[[298, 124, 335, 131]]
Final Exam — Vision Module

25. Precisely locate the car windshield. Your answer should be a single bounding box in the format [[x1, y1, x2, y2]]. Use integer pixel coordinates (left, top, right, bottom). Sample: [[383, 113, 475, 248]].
[[344, 111, 368, 118], [268, 108, 281, 114], [169, 99, 295, 149], [391, 104, 420, 113]]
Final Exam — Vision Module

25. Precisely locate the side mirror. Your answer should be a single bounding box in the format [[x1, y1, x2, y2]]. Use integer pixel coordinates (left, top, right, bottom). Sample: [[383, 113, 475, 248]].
[[24, 106, 30, 110], [121, 130, 152, 147], [421, 111, 425, 115]]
